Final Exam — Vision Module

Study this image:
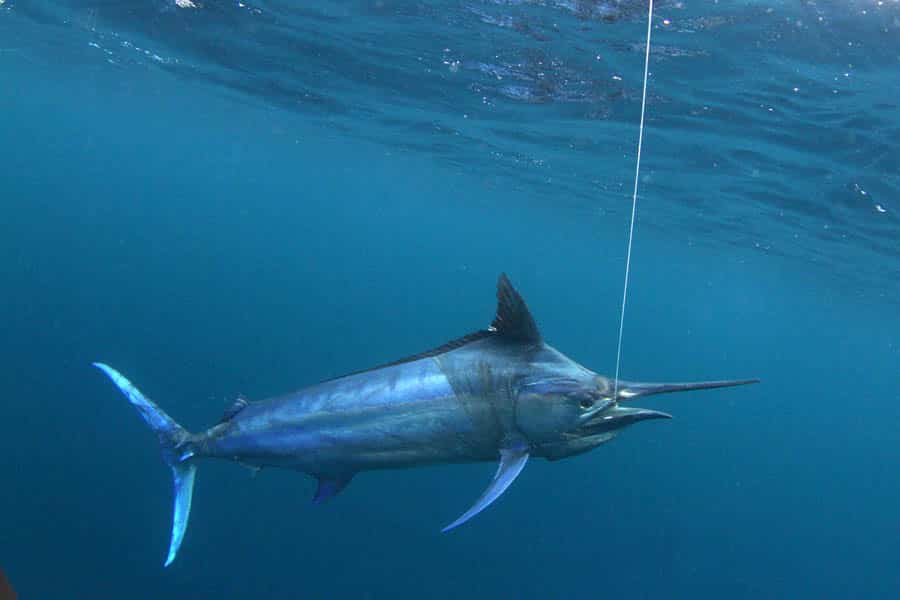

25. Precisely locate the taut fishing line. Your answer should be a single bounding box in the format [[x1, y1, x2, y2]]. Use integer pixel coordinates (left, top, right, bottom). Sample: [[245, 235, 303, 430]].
[[613, 0, 654, 400]]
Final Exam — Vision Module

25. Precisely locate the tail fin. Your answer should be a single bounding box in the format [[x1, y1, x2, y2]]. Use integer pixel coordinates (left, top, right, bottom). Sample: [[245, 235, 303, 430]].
[[93, 363, 196, 567]]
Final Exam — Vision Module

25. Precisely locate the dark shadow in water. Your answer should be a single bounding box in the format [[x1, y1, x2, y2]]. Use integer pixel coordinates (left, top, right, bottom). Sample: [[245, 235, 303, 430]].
[[0, 568, 18, 600]]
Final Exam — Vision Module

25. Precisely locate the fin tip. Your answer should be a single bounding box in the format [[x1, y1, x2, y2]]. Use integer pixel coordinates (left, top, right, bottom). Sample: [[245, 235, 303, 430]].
[[442, 447, 529, 533], [492, 274, 541, 343], [92, 362, 111, 374]]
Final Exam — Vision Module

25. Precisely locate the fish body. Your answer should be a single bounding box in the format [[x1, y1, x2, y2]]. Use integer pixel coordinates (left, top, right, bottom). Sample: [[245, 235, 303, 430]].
[[95, 274, 758, 565]]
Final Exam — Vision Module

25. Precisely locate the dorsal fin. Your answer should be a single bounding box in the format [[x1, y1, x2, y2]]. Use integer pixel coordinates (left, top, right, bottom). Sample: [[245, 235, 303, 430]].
[[308, 274, 537, 387], [491, 274, 541, 343]]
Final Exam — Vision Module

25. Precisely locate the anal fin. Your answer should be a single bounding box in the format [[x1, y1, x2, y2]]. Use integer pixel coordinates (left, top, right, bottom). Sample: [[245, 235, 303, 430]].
[[442, 445, 529, 533], [312, 474, 353, 504]]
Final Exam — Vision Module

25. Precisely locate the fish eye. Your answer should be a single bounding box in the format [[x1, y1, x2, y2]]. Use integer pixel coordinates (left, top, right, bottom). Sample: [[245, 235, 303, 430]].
[[578, 396, 594, 410]]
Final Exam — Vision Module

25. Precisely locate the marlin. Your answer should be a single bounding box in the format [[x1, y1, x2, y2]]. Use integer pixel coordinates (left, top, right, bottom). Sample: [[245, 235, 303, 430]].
[[95, 274, 757, 566]]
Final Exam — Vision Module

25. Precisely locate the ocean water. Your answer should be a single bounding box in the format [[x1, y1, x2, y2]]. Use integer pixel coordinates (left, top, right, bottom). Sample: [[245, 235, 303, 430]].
[[1, 1, 898, 598]]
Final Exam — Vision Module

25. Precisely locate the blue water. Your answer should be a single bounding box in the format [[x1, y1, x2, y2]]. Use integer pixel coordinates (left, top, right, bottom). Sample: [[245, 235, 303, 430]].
[[2, 1, 898, 598]]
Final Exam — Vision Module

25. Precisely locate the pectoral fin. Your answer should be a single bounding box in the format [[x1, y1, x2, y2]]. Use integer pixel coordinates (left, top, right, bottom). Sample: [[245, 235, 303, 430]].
[[441, 446, 529, 533]]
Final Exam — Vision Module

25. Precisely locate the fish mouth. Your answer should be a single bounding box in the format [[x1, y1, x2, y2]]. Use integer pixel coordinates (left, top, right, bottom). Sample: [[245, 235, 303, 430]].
[[580, 405, 672, 434], [574, 376, 759, 435]]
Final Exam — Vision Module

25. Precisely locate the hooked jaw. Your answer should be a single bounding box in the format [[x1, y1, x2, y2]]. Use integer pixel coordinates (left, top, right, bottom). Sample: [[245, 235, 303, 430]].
[[581, 405, 672, 434], [582, 377, 759, 434]]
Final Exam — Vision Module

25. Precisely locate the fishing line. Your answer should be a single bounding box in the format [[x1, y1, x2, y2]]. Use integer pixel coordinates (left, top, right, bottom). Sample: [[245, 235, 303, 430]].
[[613, 0, 653, 401]]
